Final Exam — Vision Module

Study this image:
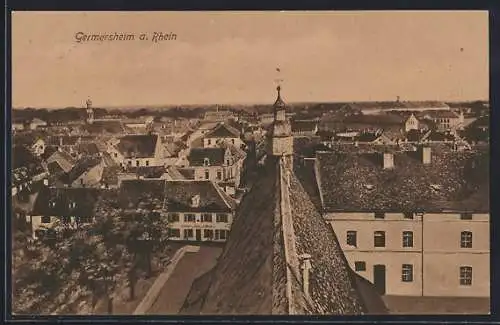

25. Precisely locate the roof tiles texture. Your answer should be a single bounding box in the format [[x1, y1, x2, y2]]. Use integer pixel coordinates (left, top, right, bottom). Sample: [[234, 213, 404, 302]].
[[317, 147, 489, 212]]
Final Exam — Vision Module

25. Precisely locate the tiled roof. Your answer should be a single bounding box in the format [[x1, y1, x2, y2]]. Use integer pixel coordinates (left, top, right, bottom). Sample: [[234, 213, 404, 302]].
[[63, 156, 102, 184], [316, 147, 489, 212], [164, 181, 234, 212], [289, 166, 380, 314], [118, 179, 234, 212], [116, 134, 158, 158], [31, 187, 101, 216], [181, 157, 285, 314], [188, 147, 226, 166], [204, 123, 240, 138]]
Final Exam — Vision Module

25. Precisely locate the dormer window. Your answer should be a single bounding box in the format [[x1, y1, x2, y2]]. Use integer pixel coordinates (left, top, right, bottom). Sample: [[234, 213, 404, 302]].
[[49, 201, 56, 208], [203, 158, 210, 167], [69, 201, 77, 209], [190, 194, 201, 208]]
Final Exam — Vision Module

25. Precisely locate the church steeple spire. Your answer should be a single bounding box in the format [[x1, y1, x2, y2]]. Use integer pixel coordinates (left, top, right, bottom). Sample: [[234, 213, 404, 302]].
[[273, 85, 286, 121]]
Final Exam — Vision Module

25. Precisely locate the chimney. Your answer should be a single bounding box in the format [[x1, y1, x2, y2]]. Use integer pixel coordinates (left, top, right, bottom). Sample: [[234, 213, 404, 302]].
[[59, 137, 63, 147], [422, 146, 431, 165], [299, 254, 312, 297], [396, 96, 400, 103], [383, 152, 394, 169]]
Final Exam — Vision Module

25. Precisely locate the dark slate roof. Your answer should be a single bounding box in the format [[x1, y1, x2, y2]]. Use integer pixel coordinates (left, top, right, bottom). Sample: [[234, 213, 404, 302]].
[[119, 179, 166, 210], [177, 168, 196, 179], [47, 161, 65, 175], [188, 148, 226, 166], [76, 142, 100, 155], [316, 147, 489, 212], [31, 187, 101, 216], [12, 145, 45, 176], [101, 166, 121, 185], [426, 110, 460, 119], [127, 166, 166, 178], [82, 120, 125, 134], [291, 120, 318, 133], [204, 123, 240, 138], [180, 157, 287, 314], [422, 130, 457, 142], [47, 136, 80, 146], [163, 181, 235, 212], [116, 134, 158, 158], [40, 146, 58, 161]]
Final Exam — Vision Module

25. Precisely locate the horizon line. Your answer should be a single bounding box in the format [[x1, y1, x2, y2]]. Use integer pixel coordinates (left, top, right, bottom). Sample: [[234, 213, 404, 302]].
[[12, 98, 490, 110]]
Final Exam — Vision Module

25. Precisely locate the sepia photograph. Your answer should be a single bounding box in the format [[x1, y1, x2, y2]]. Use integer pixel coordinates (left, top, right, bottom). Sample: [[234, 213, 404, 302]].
[[10, 11, 489, 316]]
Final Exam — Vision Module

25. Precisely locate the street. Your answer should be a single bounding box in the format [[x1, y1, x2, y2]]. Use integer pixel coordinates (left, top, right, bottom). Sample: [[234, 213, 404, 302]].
[[147, 245, 223, 314]]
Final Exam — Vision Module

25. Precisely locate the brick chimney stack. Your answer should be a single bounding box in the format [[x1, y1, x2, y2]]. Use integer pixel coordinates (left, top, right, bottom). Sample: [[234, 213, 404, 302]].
[[383, 152, 394, 169]]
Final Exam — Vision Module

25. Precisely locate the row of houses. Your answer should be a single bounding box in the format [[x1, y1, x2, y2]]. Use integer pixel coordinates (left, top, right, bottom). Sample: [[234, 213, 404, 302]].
[[28, 179, 237, 243]]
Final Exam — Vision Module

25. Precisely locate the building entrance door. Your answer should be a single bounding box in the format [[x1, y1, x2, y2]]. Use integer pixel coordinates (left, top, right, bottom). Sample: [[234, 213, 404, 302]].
[[373, 264, 386, 295], [195, 229, 202, 241]]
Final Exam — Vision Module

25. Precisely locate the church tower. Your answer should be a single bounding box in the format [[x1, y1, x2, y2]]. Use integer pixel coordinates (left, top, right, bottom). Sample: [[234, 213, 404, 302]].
[[86, 98, 94, 124], [267, 85, 293, 156]]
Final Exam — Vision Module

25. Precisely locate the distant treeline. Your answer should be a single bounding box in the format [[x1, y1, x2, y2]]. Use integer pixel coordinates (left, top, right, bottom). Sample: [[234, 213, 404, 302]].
[[12, 100, 488, 124]]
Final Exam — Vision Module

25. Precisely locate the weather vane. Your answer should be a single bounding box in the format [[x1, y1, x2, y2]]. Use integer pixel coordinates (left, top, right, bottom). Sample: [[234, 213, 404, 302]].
[[274, 67, 284, 88]]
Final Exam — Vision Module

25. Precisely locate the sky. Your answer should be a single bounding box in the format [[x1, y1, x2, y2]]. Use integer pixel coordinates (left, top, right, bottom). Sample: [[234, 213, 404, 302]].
[[12, 11, 489, 108]]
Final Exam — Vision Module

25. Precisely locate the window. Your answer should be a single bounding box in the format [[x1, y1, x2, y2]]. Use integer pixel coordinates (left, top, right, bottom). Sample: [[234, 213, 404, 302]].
[[461, 213, 473, 220], [403, 212, 414, 219], [136, 160, 140, 166], [114, 153, 118, 158], [169, 228, 180, 237], [460, 266, 472, 286], [226, 159, 231, 166], [216, 213, 228, 223], [402, 231, 414, 248], [203, 158, 210, 167], [374, 231, 386, 247], [461, 231, 473, 248], [207, 139, 212, 145], [374, 212, 385, 219], [168, 213, 180, 222], [184, 214, 196, 222], [204, 229, 214, 239], [231, 139, 235, 144], [215, 229, 229, 240], [402, 264, 414, 282], [217, 170, 222, 180], [202, 213, 213, 222], [146, 160, 149, 166], [128, 161, 132, 166], [183, 229, 194, 239], [346, 231, 357, 247], [41, 216, 51, 224], [205, 170, 210, 180], [354, 261, 366, 271]]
